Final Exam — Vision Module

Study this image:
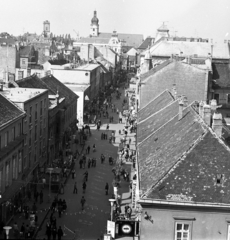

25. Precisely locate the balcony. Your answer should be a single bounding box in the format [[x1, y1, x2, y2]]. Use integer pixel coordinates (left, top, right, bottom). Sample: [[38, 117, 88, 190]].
[[0, 135, 25, 160]]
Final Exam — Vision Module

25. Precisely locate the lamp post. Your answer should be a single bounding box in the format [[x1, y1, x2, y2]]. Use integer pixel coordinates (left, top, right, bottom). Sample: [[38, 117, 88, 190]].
[[3, 226, 12, 239], [47, 167, 54, 203], [108, 199, 116, 221]]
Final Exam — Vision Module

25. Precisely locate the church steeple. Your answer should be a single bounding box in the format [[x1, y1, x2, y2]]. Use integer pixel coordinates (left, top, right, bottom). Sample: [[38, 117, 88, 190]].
[[90, 10, 99, 37], [155, 22, 169, 42]]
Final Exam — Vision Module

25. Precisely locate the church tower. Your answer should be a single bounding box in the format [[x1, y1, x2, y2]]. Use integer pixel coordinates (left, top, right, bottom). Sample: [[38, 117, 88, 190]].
[[90, 11, 99, 37], [43, 20, 50, 38]]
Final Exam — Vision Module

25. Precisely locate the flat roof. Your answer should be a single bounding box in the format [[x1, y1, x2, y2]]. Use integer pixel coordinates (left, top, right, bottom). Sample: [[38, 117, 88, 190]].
[[76, 64, 100, 71], [1, 87, 48, 103]]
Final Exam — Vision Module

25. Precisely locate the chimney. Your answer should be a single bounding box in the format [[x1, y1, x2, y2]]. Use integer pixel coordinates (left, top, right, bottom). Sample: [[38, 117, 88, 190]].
[[178, 99, 184, 121], [172, 84, 177, 99], [182, 95, 188, 107], [210, 99, 217, 112], [199, 101, 204, 118], [203, 104, 211, 126], [212, 112, 223, 137]]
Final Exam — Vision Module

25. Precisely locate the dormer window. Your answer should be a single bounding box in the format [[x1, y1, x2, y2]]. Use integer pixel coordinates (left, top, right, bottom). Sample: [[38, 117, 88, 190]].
[[216, 174, 223, 185]]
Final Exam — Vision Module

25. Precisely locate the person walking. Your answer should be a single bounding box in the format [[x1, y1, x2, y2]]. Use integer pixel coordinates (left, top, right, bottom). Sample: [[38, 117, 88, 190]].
[[105, 183, 109, 195], [52, 226, 57, 240], [83, 171, 88, 182], [106, 123, 110, 130], [73, 182, 77, 194], [57, 226, 63, 240], [93, 144, 96, 152], [88, 158, 91, 168], [72, 169, 75, 179], [82, 181, 87, 194], [87, 145, 90, 154], [81, 196, 86, 210], [39, 190, 43, 204], [79, 158, 83, 169]]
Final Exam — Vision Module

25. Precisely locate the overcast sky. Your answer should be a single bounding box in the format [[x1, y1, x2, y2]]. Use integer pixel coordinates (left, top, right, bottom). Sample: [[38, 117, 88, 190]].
[[1, 0, 230, 44]]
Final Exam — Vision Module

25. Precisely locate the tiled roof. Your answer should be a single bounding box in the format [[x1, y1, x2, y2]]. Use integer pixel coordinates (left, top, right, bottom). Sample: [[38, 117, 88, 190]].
[[140, 59, 171, 82], [142, 40, 230, 59], [138, 105, 207, 196], [137, 37, 154, 50], [16, 74, 55, 95], [41, 75, 78, 106], [139, 61, 208, 108], [212, 62, 230, 88], [0, 93, 25, 126], [137, 100, 179, 144], [148, 131, 230, 204], [138, 90, 174, 122]]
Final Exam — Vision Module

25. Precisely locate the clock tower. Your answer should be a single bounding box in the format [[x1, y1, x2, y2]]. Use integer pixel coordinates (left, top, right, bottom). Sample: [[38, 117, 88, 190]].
[[90, 11, 99, 37]]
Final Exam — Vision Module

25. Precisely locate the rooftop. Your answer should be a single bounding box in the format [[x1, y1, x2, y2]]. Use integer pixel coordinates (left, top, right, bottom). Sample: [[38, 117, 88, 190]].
[[141, 40, 230, 59], [1, 87, 48, 103], [138, 104, 207, 197], [0, 93, 25, 127]]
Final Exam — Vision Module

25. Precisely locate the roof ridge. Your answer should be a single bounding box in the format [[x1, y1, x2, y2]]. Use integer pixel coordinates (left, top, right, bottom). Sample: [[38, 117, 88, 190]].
[[138, 99, 177, 126], [138, 89, 173, 112], [140, 59, 172, 80]]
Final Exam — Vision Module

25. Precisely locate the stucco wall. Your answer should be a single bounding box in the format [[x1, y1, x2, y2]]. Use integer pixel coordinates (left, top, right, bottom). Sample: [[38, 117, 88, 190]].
[[140, 206, 230, 240], [52, 69, 90, 85]]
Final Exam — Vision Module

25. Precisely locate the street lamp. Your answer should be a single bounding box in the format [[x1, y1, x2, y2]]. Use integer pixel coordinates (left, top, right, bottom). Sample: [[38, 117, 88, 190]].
[[47, 167, 54, 203], [3, 226, 12, 239], [108, 199, 116, 221]]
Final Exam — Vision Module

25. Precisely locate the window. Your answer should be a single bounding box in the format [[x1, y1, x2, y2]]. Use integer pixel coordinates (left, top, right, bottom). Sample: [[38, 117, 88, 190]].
[[175, 222, 191, 240], [18, 151, 22, 173], [35, 125, 37, 141], [23, 156, 27, 169], [12, 156, 16, 179], [18, 71, 24, 80], [12, 127, 15, 140], [43, 118, 46, 128], [0, 170, 2, 193], [19, 123, 22, 135], [40, 101, 43, 115], [35, 104, 38, 120], [29, 106, 32, 124], [27, 69, 31, 77], [28, 152, 31, 168], [93, 28, 95, 31], [214, 93, 219, 104], [44, 99, 47, 113], [39, 141, 42, 156], [227, 94, 230, 104], [34, 147, 37, 163], [5, 162, 9, 187], [40, 122, 42, 136], [4, 131, 8, 147], [29, 130, 32, 146]]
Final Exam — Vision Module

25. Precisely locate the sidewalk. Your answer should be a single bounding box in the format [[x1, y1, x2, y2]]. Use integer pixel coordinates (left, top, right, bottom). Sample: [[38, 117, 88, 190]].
[[0, 131, 84, 240]]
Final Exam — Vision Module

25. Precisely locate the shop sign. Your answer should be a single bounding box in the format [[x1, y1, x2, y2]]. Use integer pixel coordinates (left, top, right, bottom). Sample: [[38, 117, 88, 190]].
[[132, 180, 137, 209]]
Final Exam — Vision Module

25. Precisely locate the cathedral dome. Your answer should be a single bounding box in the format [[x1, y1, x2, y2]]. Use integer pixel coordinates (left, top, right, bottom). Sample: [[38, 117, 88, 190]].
[[91, 11, 99, 25]]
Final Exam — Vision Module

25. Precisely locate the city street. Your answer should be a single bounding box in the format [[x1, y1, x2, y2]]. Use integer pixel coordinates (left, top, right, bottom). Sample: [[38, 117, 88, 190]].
[[35, 85, 135, 240]]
